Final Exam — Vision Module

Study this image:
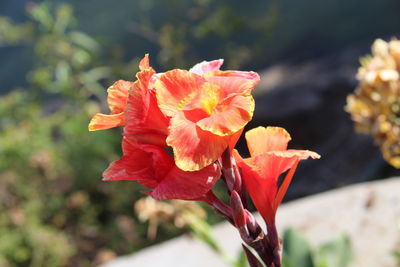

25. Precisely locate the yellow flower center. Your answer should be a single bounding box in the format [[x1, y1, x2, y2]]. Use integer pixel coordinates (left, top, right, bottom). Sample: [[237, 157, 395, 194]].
[[200, 83, 220, 115]]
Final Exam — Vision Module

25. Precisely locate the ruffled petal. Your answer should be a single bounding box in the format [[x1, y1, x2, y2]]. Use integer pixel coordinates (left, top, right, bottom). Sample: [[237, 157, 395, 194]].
[[124, 68, 169, 146], [189, 59, 224, 76], [88, 112, 124, 131], [107, 80, 132, 113], [245, 127, 292, 157], [167, 111, 230, 171], [196, 94, 254, 136], [155, 69, 206, 117], [151, 163, 220, 200], [206, 70, 260, 84], [205, 72, 260, 98]]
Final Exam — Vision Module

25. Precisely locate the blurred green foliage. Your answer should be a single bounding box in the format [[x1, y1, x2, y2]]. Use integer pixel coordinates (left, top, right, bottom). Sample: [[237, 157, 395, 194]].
[[0, 3, 187, 266], [109, 0, 278, 70], [282, 229, 352, 267]]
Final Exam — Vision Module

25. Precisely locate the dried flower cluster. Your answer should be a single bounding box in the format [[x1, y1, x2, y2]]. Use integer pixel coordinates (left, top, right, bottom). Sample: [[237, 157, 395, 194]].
[[135, 197, 206, 240], [346, 38, 400, 168]]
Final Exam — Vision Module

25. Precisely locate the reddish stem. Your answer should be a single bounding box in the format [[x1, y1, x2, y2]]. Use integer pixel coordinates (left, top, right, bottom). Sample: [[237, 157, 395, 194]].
[[203, 191, 233, 222]]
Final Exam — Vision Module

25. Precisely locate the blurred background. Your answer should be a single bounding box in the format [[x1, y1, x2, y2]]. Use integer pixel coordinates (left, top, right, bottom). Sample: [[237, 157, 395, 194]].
[[0, 0, 399, 266]]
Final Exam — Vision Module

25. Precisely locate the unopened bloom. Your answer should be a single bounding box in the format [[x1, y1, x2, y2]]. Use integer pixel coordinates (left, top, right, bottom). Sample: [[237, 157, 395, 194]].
[[103, 137, 220, 200], [234, 127, 320, 226], [155, 64, 260, 171]]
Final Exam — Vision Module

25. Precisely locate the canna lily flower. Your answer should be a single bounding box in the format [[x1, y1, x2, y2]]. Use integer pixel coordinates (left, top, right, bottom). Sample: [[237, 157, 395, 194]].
[[103, 137, 220, 200], [89, 55, 170, 146], [234, 126, 320, 226], [89, 55, 259, 171], [155, 65, 260, 171], [88, 56, 238, 143]]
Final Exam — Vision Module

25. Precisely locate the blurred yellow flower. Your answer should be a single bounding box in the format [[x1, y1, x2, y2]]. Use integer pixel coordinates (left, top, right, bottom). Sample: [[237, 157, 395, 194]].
[[346, 38, 400, 168]]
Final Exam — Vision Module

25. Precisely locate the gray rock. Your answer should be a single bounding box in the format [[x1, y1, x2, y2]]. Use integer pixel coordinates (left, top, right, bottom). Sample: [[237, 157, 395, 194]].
[[101, 178, 400, 267]]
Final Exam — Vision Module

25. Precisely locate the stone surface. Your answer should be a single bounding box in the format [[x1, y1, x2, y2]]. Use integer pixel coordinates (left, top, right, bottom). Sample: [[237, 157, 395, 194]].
[[102, 178, 400, 267]]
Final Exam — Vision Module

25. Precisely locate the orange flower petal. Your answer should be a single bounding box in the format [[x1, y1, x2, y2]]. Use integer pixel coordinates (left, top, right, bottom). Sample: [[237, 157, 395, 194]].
[[88, 112, 125, 131], [251, 153, 299, 185], [205, 73, 260, 98], [139, 54, 150, 71], [238, 152, 299, 224], [124, 68, 169, 146], [155, 69, 206, 117], [189, 59, 224, 76], [197, 94, 255, 136], [229, 129, 243, 150], [237, 148, 320, 224], [88, 80, 132, 131], [249, 150, 319, 185], [268, 149, 321, 160], [273, 159, 299, 212], [206, 69, 260, 83], [245, 127, 292, 157], [167, 111, 230, 171], [151, 163, 220, 200], [107, 80, 132, 114]]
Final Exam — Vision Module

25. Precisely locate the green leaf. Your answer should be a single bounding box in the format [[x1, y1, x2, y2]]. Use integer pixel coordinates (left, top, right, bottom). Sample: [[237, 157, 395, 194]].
[[185, 212, 222, 253], [283, 229, 314, 267], [393, 250, 400, 260], [69, 31, 100, 53], [314, 234, 352, 267], [28, 2, 53, 31]]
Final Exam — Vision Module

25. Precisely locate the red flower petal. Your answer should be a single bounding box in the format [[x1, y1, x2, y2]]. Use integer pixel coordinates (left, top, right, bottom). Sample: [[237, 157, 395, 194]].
[[151, 164, 220, 200], [124, 68, 169, 146], [235, 126, 320, 225], [234, 152, 275, 225], [103, 139, 173, 188], [104, 138, 220, 200]]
